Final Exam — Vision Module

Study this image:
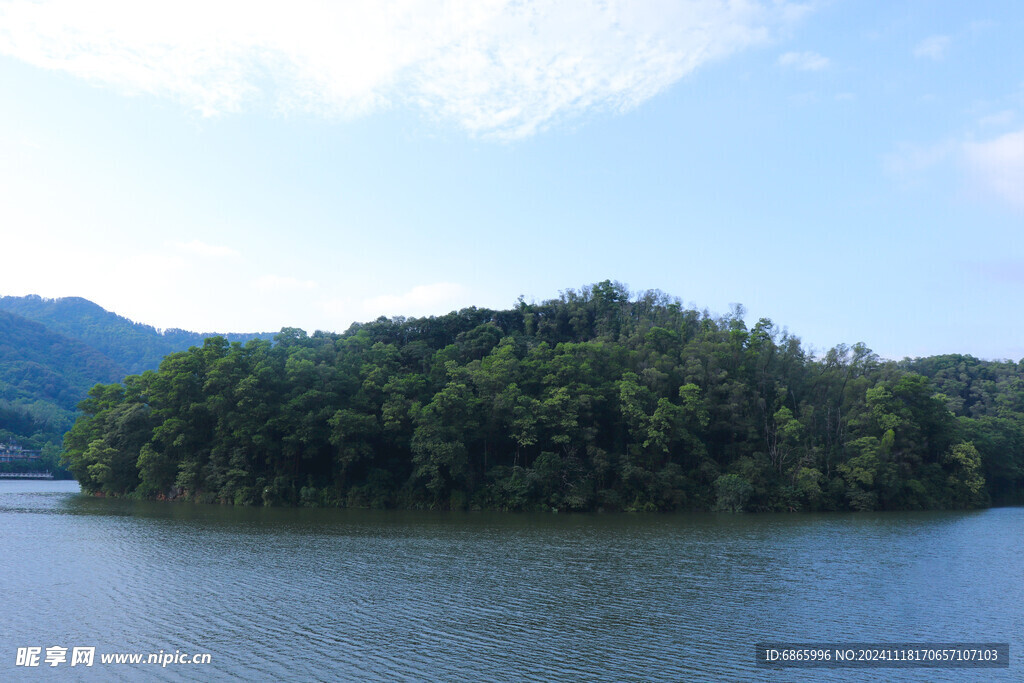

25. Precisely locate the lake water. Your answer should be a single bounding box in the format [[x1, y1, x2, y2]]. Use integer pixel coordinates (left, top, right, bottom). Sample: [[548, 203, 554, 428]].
[[1, 479, 1020, 681]]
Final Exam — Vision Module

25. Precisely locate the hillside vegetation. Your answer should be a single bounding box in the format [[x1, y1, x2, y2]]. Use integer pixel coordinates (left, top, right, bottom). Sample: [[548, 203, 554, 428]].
[[0, 296, 271, 473], [61, 282, 1024, 511]]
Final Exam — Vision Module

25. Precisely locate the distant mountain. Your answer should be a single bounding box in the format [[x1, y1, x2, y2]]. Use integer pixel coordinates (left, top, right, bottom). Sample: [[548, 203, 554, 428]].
[[0, 295, 274, 375], [0, 309, 125, 409], [0, 295, 274, 466], [0, 309, 126, 463]]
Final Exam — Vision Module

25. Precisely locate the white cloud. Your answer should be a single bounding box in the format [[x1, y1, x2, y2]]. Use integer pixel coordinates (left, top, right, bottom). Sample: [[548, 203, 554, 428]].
[[363, 282, 469, 318], [171, 239, 240, 258], [978, 110, 1015, 128], [0, 0, 809, 139], [963, 129, 1024, 208], [252, 274, 318, 292], [974, 259, 1024, 285], [0, 132, 41, 150], [883, 140, 955, 180], [913, 35, 950, 60], [885, 128, 1024, 209], [777, 50, 829, 71]]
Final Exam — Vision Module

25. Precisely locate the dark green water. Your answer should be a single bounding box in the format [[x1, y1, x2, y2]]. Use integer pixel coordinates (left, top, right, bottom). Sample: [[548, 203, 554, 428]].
[[1, 480, 1020, 681]]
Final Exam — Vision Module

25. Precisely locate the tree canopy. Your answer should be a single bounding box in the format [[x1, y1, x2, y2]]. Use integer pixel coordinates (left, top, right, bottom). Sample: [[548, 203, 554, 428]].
[[62, 282, 1024, 511]]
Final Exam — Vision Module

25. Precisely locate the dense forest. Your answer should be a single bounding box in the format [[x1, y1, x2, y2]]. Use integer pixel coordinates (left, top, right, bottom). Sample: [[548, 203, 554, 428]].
[[0, 296, 272, 474], [62, 282, 1024, 512]]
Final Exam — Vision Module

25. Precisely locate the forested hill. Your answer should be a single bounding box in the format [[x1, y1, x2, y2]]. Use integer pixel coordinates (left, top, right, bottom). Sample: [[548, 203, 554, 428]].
[[63, 281, 1024, 512], [0, 310, 124, 458], [0, 295, 274, 374], [0, 296, 272, 472]]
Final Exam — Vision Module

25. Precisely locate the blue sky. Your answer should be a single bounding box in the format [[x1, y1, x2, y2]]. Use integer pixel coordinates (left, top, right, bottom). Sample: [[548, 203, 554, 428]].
[[1, 1, 1022, 360]]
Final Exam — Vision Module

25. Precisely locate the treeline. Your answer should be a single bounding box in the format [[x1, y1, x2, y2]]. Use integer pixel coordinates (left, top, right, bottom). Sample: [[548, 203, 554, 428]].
[[62, 282, 1024, 511]]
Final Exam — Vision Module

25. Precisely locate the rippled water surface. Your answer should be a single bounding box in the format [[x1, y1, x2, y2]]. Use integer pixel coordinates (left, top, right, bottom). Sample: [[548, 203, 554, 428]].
[[1, 480, 1021, 681]]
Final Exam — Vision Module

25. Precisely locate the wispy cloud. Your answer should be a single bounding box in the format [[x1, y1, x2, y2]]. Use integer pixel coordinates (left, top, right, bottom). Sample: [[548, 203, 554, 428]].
[[0, 0, 810, 139], [978, 110, 1015, 128], [171, 239, 240, 259], [963, 129, 1024, 208], [973, 259, 1024, 285], [883, 140, 956, 181], [363, 282, 469, 318], [777, 50, 829, 71], [885, 127, 1024, 209], [252, 274, 318, 292], [0, 132, 42, 150], [913, 35, 950, 60]]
